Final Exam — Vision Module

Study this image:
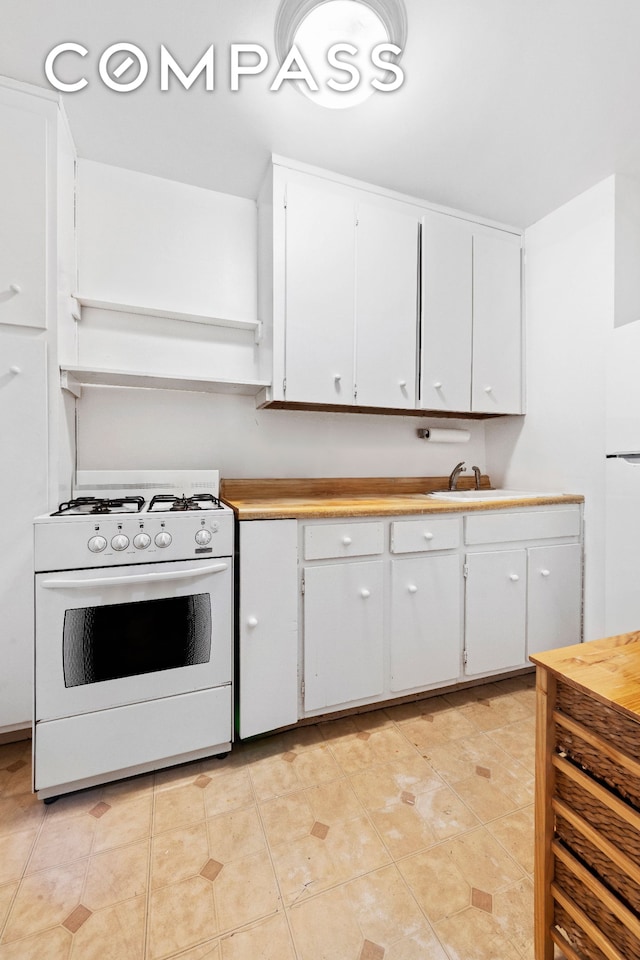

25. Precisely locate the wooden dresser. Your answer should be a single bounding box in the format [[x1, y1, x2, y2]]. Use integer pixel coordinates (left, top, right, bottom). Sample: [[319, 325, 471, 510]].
[[532, 633, 640, 960]]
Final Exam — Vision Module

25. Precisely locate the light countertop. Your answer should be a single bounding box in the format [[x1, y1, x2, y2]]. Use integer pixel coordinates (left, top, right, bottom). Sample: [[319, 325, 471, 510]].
[[220, 477, 584, 521]]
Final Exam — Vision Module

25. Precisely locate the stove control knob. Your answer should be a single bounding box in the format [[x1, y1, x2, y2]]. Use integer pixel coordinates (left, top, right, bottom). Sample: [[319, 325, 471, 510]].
[[133, 533, 151, 550], [111, 534, 130, 552], [155, 531, 172, 548], [195, 529, 212, 546], [88, 535, 107, 553]]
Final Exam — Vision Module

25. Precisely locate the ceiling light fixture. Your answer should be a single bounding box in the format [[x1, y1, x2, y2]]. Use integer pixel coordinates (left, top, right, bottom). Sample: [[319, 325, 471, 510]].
[[274, 0, 407, 109]]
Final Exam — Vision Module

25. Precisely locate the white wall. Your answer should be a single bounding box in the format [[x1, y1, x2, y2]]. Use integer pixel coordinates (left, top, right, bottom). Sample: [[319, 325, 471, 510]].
[[486, 177, 615, 640], [77, 160, 257, 323], [77, 386, 485, 480]]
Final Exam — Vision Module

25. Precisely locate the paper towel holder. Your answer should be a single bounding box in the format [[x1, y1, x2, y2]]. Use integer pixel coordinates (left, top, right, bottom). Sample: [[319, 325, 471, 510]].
[[416, 427, 471, 442]]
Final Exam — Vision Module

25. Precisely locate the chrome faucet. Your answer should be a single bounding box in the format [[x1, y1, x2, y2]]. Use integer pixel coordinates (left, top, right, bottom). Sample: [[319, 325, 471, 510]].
[[448, 461, 466, 490], [472, 465, 482, 490]]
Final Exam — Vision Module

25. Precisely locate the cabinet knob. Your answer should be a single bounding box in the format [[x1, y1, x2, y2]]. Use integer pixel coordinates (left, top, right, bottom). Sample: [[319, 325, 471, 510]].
[[540, 569, 550, 577], [9, 283, 21, 295], [247, 616, 258, 627], [423, 532, 434, 540], [399, 379, 407, 388], [509, 573, 519, 581], [334, 374, 342, 382], [434, 382, 443, 389], [9, 365, 21, 375], [342, 536, 352, 545], [484, 386, 493, 393], [407, 584, 418, 594], [360, 588, 371, 598]]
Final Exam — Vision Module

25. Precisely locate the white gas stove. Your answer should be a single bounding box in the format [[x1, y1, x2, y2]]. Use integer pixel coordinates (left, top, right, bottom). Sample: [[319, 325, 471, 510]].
[[33, 470, 234, 801]]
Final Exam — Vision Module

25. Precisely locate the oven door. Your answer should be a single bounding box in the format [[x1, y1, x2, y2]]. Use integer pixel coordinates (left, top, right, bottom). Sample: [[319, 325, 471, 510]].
[[35, 558, 232, 722]]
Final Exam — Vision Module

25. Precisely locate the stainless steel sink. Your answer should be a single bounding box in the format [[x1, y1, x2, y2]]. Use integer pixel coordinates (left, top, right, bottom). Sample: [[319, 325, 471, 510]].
[[426, 489, 563, 502]]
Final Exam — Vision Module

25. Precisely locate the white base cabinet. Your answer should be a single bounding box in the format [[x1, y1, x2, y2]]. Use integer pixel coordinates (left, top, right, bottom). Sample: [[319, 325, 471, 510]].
[[390, 554, 461, 692], [237, 520, 299, 739], [464, 550, 527, 675], [303, 561, 384, 712], [237, 504, 583, 737], [0, 333, 48, 729], [527, 543, 583, 656]]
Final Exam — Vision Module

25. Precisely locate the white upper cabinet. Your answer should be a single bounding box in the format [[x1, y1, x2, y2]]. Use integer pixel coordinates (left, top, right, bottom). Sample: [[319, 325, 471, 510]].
[[0, 95, 48, 330], [472, 228, 523, 414], [284, 178, 356, 405], [421, 213, 473, 411], [259, 157, 523, 416], [422, 213, 523, 415], [355, 202, 419, 408]]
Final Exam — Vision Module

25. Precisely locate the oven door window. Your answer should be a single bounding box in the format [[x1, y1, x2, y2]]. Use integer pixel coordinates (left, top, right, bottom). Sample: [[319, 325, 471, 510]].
[[62, 593, 212, 687]]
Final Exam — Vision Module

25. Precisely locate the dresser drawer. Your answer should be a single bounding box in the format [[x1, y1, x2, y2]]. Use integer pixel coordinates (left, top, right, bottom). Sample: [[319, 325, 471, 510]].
[[303, 521, 384, 560], [465, 508, 580, 545], [390, 517, 460, 554]]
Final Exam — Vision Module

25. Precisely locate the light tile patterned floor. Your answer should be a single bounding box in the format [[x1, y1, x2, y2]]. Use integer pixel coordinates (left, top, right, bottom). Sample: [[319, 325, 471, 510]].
[[0, 674, 554, 960]]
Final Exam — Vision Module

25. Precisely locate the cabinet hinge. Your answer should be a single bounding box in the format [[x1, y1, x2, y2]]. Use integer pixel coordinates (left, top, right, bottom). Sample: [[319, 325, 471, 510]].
[[301, 679, 305, 698], [355, 217, 359, 227], [463, 650, 468, 666], [301, 577, 305, 595], [283, 377, 287, 396], [463, 563, 469, 578], [354, 384, 358, 402]]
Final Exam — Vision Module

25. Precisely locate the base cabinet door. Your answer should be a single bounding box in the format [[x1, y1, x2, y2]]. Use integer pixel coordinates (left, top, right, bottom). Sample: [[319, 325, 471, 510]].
[[465, 549, 527, 675], [390, 555, 461, 692], [238, 520, 298, 738], [0, 333, 48, 729], [303, 560, 383, 712], [527, 543, 582, 655]]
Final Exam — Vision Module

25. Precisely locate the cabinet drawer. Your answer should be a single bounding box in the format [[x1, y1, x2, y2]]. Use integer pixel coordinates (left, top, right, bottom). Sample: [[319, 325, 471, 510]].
[[303, 521, 384, 560], [465, 508, 580, 545], [390, 517, 459, 554]]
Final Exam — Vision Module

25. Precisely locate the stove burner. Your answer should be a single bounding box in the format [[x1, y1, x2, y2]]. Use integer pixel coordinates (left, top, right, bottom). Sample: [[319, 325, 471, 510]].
[[52, 496, 146, 516], [148, 494, 222, 513]]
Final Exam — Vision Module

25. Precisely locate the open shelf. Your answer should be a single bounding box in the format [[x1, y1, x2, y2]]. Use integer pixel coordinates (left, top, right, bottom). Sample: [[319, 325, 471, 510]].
[[73, 296, 262, 338], [60, 365, 271, 399]]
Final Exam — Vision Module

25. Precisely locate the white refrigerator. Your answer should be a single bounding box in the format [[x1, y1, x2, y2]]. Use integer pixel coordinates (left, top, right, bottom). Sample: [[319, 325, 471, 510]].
[[605, 321, 640, 634]]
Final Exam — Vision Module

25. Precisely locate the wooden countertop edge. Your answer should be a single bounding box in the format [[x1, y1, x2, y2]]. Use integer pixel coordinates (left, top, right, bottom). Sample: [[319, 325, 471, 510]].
[[222, 493, 584, 520], [530, 632, 640, 720]]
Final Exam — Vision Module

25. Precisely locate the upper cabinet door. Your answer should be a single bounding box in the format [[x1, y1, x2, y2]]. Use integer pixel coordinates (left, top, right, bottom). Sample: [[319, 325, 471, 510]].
[[284, 178, 356, 404], [0, 101, 47, 330], [421, 213, 473, 412], [472, 229, 523, 414], [355, 202, 419, 408]]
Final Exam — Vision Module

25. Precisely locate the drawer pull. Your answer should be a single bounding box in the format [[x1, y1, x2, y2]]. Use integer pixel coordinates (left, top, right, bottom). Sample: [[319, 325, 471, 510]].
[[9, 283, 21, 295], [360, 588, 371, 599], [509, 573, 520, 582], [407, 584, 418, 594], [342, 536, 352, 546], [247, 616, 258, 628], [484, 385, 493, 394], [434, 381, 443, 389], [540, 569, 550, 577], [399, 379, 407, 388], [9, 365, 21, 375], [423, 532, 434, 540], [334, 373, 342, 382]]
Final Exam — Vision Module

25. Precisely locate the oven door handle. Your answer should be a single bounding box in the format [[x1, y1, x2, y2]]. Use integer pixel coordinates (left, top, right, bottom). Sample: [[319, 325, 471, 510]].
[[40, 562, 229, 589]]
